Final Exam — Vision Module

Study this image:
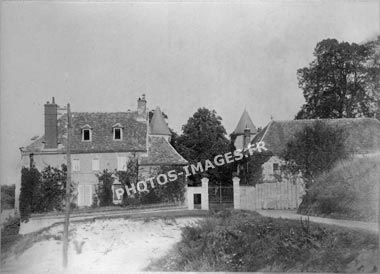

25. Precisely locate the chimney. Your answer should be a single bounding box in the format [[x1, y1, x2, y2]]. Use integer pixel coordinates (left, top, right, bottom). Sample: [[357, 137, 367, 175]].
[[137, 94, 147, 116], [243, 126, 251, 149], [44, 97, 58, 149]]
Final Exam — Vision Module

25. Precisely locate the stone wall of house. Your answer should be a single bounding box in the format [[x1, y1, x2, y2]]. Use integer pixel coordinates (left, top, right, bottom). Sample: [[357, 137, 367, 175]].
[[262, 156, 286, 181], [16, 152, 143, 211]]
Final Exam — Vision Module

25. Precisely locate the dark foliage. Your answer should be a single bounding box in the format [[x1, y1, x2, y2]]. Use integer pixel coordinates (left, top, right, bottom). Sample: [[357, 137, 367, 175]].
[[95, 169, 115, 207], [298, 156, 379, 222], [115, 156, 139, 206], [149, 210, 378, 272], [296, 38, 380, 119], [144, 166, 186, 204], [238, 151, 272, 185], [282, 121, 347, 185], [19, 165, 67, 222], [19, 167, 41, 222], [175, 107, 233, 185], [1, 184, 15, 210], [33, 165, 67, 213]]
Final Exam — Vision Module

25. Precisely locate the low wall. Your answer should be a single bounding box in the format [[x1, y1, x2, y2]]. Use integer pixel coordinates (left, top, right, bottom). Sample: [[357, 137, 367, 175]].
[[186, 177, 209, 210]]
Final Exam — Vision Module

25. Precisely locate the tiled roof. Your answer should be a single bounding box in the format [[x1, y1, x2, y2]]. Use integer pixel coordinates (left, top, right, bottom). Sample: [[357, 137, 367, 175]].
[[139, 136, 188, 166], [25, 111, 147, 153], [232, 109, 257, 135], [149, 107, 171, 135], [252, 118, 380, 155]]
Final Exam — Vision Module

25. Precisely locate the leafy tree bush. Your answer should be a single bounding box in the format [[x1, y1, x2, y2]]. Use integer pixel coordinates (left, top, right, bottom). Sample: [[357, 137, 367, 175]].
[[282, 121, 347, 185], [298, 156, 379, 222], [33, 165, 66, 213], [147, 165, 186, 204], [19, 165, 67, 222], [238, 151, 272, 186], [19, 167, 41, 222], [115, 156, 139, 206], [1, 184, 15, 210], [175, 107, 232, 185], [95, 169, 115, 207], [296, 38, 380, 119]]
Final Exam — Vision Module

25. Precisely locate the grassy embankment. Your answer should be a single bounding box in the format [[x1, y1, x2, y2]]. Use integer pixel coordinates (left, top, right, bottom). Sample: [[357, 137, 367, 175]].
[[147, 210, 378, 272], [298, 155, 379, 222]]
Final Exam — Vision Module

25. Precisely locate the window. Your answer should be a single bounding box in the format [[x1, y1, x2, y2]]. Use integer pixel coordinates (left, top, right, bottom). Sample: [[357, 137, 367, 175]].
[[113, 128, 122, 140], [83, 129, 91, 141], [81, 124, 92, 141], [273, 163, 280, 174], [78, 185, 93, 207], [117, 156, 127, 171], [92, 158, 100, 171], [112, 123, 123, 141], [73, 159, 80, 171]]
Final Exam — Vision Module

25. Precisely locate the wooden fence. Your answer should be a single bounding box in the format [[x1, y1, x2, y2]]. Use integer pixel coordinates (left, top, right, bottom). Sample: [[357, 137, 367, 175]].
[[233, 177, 305, 210]]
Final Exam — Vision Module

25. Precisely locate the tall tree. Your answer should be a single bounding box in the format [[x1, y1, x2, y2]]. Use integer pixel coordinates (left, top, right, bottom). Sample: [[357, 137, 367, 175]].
[[282, 121, 347, 186], [296, 38, 380, 119], [176, 108, 231, 185]]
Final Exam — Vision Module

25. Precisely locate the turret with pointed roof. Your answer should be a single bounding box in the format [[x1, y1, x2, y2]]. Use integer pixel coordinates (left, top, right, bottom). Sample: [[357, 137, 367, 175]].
[[232, 109, 257, 135], [149, 107, 171, 141], [231, 109, 257, 150]]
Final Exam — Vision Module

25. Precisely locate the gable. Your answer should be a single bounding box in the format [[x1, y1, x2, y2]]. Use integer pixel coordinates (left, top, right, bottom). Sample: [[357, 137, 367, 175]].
[[139, 136, 188, 166]]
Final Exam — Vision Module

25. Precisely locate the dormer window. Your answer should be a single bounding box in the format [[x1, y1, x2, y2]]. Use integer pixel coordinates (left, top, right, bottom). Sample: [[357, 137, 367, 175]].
[[112, 123, 123, 141], [81, 124, 92, 142]]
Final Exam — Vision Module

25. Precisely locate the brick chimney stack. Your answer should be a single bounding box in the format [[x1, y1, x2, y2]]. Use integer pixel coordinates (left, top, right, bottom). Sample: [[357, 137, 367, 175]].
[[44, 97, 58, 149], [137, 94, 147, 116], [243, 126, 251, 149]]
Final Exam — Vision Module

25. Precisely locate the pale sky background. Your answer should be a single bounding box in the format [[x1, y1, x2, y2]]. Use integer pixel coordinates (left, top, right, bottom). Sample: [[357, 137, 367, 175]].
[[1, 0, 379, 185]]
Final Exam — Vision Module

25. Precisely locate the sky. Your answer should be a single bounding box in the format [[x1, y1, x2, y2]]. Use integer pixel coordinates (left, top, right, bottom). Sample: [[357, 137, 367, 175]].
[[1, 0, 379, 185]]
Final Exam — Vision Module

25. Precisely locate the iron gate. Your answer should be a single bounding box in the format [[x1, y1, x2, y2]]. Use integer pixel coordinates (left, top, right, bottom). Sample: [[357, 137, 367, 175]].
[[209, 184, 233, 208]]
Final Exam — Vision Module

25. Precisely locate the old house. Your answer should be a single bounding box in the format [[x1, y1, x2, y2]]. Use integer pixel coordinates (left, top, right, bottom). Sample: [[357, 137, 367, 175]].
[[17, 95, 187, 211], [251, 118, 380, 182], [231, 115, 380, 210]]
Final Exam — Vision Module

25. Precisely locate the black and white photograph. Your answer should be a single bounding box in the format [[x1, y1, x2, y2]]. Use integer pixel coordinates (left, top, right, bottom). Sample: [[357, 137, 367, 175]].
[[1, 0, 379, 273]]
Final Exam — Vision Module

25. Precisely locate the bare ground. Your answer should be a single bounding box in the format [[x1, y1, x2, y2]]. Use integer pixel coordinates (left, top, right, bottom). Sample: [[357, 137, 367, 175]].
[[1, 217, 201, 274]]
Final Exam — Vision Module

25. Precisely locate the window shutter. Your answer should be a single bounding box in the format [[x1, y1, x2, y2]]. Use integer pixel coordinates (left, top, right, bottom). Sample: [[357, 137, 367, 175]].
[[117, 156, 127, 171], [92, 159, 100, 171], [73, 159, 80, 171]]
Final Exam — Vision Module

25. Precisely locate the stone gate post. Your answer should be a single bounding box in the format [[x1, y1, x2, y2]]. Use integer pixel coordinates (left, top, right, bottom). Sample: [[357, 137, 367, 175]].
[[233, 176, 240, 209], [200, 177, 209, 210]]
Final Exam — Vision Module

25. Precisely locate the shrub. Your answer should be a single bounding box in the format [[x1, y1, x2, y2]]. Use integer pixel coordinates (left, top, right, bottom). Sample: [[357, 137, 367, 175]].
[[1, 184, 15, 210], [150, 165, 186, 204], [298, 156, 380, 222], [19, 165, 67, 222], [238, 151, 272, 185], [33, 165, 66, 213], [282, 121, 348, 185], [95, 169, 115, 206], [148, 210, 378, 272], [19, 167, 41, 222]]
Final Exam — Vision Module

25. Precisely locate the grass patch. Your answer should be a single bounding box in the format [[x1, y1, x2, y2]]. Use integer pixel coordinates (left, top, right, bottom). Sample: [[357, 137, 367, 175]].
[[147, 209, 378, 272], [299, 155, 380, 222]]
